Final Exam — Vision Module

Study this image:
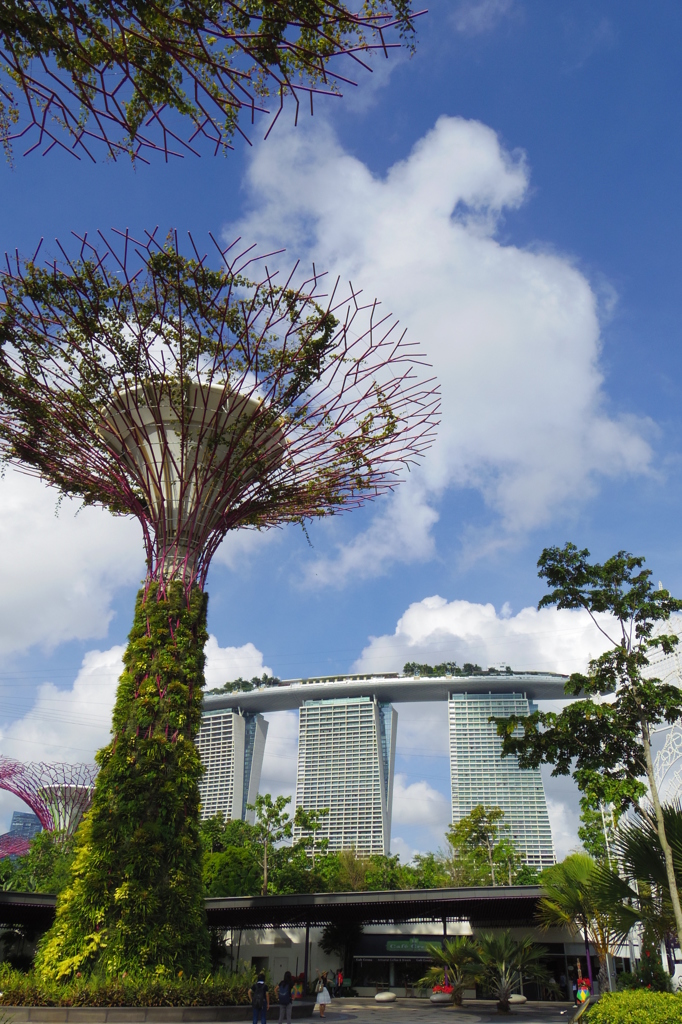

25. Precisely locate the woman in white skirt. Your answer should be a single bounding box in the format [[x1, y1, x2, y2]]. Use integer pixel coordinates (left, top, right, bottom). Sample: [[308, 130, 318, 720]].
[[316, 971, 331, 1017]]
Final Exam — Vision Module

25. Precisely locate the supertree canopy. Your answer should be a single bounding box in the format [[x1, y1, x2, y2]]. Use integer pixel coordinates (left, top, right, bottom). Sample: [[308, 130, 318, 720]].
[[0, 757, 97, 836], [0, 1, 418, 162], [0, 229, 439, 977]]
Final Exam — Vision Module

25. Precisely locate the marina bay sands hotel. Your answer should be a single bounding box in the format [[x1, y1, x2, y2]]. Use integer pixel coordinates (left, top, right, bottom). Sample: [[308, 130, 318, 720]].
[[197, 672, 566, 868]]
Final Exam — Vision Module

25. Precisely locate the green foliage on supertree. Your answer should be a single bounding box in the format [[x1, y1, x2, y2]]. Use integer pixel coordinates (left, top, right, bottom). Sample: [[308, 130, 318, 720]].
[[35, 581, 209, 980]]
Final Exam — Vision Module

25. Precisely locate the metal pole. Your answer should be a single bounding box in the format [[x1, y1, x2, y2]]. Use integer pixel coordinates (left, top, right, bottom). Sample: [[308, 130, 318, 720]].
[[304, 923, 310, 993]]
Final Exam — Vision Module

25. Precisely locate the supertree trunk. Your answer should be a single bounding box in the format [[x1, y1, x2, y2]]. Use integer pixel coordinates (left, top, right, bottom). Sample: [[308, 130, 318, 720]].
[[36, 582, 210, 977]]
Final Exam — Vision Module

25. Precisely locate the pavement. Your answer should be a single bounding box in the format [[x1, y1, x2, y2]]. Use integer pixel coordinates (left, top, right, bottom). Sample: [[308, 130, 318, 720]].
[[310, 999, 578, 1024]]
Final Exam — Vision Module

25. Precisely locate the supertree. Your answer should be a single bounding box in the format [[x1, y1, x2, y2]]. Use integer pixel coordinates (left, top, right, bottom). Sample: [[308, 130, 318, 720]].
[[0, 757, 97, 836], [0, 228, 439, 976], [0, 833, 31, 859], [0, 0, 418, 162]]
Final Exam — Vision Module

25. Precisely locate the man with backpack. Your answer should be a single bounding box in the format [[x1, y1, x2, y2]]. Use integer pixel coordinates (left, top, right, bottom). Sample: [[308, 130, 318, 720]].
[[275, 970, 293, 1024], [249, 972, 270, 1024]]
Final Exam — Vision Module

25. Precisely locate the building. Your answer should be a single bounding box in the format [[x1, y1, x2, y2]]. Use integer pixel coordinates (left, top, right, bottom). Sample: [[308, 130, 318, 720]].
[[7, 811, 42, 839], [294, 696, 397, 855], [449, 692, 555, 868], [0, 811, 42, 860], [196, 709, 268, 822]]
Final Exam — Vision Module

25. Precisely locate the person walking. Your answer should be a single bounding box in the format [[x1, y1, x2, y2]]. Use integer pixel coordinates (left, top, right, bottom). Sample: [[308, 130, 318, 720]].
[[275, 971, 294, 1024], [249, 972, 270, 1024], [334, 969, 343, 997], [315, 971, 331, 1018]]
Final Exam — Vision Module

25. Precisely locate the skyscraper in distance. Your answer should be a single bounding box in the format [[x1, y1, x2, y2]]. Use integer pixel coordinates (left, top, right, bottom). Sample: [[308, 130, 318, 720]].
[[294, 696, 397, 855], [449, 692, 555, 868], [196, 709, 268, 822]]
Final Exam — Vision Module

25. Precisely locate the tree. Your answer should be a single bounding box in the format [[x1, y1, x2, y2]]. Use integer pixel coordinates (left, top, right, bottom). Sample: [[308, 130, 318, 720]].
[[204, 846, 263, 897], [495, 544, 682, 941], [538, 853, 625, 994], [418, 936, 479, 1005], [0, 230, 437, 978], [474, 931, 554, 1012], [320, 920, 364, 977], [292, 806, 329, 866], [247, 794, 295, 895], [333, 849, 370, 891], [0, 1, 417, 161], [446, 805, 523, 886], [591, 803, 682, 955], [208, 675, 281, 695], [1, 830, 75, 895]]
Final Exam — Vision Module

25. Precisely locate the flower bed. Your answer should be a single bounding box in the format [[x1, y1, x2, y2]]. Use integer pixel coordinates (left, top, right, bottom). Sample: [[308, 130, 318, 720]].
[[587, 991, 682, 1024]]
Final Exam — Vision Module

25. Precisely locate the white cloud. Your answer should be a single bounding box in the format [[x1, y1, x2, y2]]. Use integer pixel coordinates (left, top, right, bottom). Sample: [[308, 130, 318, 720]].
[[0, 635, 274, 830], [259, 711, 299, 802], [392, 773, 450, 828], [0, 469, 143, 655], [232, 115, 653, 585], [390, 835, 421, 863], [204, 636, 272, 686], [354, 595, 615, 675], [546, 797, 582, 861], [213, 527, 281, 573], [451, 0, 516, 35], [394, 701, 449, 762], [0, 645, 124, 766]]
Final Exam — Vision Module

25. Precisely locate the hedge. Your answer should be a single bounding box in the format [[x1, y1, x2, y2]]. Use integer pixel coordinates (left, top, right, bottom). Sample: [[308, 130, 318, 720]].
[[0, 964, 254, 1007], [587, 991, 682, 1024]]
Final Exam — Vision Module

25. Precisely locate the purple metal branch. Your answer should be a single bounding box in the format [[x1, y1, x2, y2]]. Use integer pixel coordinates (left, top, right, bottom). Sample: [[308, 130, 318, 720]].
[[0, 230, 440, 597], [0, 834, 31, 859], [0, 757, 98, 834]]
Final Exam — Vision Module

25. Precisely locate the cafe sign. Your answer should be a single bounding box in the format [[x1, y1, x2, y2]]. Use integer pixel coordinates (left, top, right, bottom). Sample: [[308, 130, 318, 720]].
[[385, 938, 432, 953]]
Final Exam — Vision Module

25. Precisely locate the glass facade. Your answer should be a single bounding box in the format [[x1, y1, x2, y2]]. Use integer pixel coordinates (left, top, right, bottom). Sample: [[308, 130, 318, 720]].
[[294, 696, 397, 854], [449, 692, 555, 868]]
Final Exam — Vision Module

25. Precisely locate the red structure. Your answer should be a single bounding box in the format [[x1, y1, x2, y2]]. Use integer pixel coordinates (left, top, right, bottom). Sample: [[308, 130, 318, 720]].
[[0, 757, 97, 836], [0, 834, 31, 859], [0, 3, 419, 161], [0, 229, 439, 593]]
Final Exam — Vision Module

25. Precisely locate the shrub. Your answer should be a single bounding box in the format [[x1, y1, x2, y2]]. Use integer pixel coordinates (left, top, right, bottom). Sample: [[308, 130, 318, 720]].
[[0, 963, 256, 1006], [587, 991, 682, 1024]]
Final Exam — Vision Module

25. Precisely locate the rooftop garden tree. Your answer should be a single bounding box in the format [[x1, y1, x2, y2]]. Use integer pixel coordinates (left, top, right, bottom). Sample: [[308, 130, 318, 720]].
[[0, 0, 418, 161], [0, 228, 438, 978], [494, 543, 682, 943]]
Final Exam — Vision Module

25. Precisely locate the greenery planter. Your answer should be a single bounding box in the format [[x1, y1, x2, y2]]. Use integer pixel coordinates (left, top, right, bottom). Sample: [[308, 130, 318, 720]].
[[585, 991, 682, 1023], [0, 1007, 316, 1022]]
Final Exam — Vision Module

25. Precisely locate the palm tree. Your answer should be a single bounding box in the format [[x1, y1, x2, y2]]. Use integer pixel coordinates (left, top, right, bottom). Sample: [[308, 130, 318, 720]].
[[418, 936, 480, 1005], [474, 931, 554, 1013], [593, 803, 682, 961], [538, 854, 623, 994]]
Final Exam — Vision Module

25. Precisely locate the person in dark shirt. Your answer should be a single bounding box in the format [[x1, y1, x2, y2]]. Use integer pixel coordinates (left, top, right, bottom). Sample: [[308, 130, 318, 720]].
[[249, 972, 270, 1024], [275, 970, 293, 1024]]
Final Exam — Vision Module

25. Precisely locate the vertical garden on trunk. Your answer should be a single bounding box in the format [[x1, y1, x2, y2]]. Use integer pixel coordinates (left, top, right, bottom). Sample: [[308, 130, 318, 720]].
[[0, 230, 439, 976], [36, 584, 210, 977]]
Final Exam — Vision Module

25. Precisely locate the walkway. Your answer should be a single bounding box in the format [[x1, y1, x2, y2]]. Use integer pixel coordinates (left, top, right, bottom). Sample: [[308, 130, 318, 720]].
[[315, 999, 577, 1024]]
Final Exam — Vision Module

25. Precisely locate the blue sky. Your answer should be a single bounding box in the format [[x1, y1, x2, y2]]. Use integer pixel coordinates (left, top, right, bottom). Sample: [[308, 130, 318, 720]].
[[2, 0, 682, 858]]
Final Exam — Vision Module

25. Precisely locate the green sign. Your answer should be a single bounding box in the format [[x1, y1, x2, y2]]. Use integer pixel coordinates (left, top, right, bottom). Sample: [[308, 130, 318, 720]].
[[385, 938, 432, 952]]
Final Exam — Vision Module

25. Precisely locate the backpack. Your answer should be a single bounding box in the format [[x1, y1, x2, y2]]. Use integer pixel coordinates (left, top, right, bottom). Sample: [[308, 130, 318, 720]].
[[253, 981, 266, 1010], [279, 982, 291, 1005]]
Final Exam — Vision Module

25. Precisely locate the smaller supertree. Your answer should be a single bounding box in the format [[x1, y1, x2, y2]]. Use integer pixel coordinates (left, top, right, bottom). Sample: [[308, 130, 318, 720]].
[[0, 834, 31, 859], [0, 757, 98, 835]]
